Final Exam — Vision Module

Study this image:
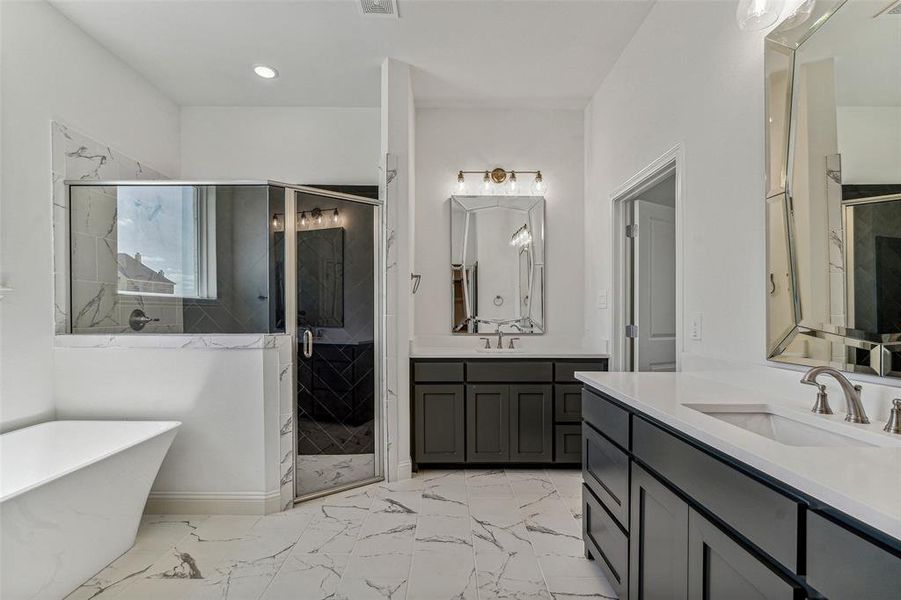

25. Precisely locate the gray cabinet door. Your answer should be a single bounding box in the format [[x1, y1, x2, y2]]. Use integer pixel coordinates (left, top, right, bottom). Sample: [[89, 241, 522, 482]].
[[466, 385, 510, 462], [414, 385, 465, 463], [509, 384, 554, 462], [554, 384, 583, 422], [629, 464, 688, 600], [688, 508, 795, 600]]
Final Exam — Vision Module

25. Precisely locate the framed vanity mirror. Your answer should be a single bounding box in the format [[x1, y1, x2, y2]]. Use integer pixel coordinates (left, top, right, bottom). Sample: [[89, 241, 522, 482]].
[[450, 195, 545, 334], [765, 0, 901, 377]]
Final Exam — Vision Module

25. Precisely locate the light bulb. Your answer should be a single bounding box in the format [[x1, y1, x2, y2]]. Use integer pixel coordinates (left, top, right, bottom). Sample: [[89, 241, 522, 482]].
[[508, 171, 518, 195], [780, 0, 815, 29], [532, 172, 546, 195], [456, 171, 467, 194], [271, 214, 281, 230], [736, 0, 785, 31], [316, 213, 323, 225], [333, 209, 339, 224], [300, 212, 307, 227], [482, 171, 491, 193]]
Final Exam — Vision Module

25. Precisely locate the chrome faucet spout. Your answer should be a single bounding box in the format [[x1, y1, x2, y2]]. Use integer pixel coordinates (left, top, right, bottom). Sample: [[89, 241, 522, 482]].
[[800, 367, 869, 424], [495, 328, 504, 350]]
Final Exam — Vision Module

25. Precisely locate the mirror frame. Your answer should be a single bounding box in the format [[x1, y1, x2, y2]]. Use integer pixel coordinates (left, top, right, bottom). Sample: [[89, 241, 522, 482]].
[[449, 194, 546, 335], [764, 0, 900, 377]]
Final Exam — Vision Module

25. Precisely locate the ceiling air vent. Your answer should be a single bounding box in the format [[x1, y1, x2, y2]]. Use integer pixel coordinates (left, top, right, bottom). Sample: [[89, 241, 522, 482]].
[[359, 0, 398, 18]]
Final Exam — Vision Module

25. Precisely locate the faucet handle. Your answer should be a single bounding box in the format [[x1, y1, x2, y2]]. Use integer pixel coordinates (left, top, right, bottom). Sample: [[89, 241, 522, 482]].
[[802, 379, 833, 415], [479, 337, 491, 349], [508, 337, 520, 349], [884, 399, 901, 434]]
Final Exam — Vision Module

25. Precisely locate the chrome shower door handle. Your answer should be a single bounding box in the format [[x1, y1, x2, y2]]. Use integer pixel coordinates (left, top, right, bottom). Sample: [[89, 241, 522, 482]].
[[303, 329, 314, 358]]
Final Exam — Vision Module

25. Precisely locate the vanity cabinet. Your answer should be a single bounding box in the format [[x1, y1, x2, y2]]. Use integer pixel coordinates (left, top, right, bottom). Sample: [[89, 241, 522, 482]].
[[411, 357, 608, 466], [581, 385, 901, 600]]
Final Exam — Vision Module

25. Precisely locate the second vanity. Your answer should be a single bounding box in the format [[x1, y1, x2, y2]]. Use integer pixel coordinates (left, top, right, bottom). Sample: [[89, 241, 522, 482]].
[[578, 371, 901, 600], [409, 349, 608, 467]]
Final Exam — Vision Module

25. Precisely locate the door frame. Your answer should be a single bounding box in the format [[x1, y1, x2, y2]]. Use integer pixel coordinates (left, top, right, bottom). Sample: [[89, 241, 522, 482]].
[[609, 145, 685, 373], [283, 184, 387, 503]]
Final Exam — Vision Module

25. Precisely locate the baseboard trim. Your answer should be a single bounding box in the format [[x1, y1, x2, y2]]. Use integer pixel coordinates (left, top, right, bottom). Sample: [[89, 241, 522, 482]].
[[396, 459, 413, 481], [145, 490, 282, 515]]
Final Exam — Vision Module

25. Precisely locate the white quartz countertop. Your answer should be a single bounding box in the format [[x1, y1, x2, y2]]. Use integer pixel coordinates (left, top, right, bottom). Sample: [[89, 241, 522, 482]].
[[410, 347, 609, 359], [576, 371, 901, 542]]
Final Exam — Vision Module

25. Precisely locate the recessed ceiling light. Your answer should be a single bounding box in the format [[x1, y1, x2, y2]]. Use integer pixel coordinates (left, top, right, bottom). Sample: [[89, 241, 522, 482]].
[[253, 65, 278, 80]]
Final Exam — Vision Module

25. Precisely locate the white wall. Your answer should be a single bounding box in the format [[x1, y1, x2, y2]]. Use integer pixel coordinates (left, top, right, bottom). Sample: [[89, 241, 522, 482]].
[[836, 106, 901, 184], [414, 108, 585, 349], [0, 0, 180, 431], [180, 107, 379, 184], [53, 344, 285, 513], [584, 0, 766, 364], [380, 58, 415, 482]]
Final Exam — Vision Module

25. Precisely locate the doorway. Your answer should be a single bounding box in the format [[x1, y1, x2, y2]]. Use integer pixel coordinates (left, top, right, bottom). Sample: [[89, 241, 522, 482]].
[[612, 152, 681, 373], [287, 186, 384, 501]]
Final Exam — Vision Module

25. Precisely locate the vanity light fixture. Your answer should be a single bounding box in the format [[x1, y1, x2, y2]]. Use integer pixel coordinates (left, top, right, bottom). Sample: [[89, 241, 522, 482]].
[[253, 64, 279, 79], [454, 167, 546, 196], [297, 207, 341, 229]]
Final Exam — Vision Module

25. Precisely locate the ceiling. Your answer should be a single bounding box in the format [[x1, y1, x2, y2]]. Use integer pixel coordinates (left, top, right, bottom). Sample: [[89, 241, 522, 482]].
[[50, 0, 655, 108]]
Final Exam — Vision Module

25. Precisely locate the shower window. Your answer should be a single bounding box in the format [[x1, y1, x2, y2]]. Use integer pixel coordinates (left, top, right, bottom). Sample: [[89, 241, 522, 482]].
[[115, 186, 217, 299], [67, 183, 285, 334]]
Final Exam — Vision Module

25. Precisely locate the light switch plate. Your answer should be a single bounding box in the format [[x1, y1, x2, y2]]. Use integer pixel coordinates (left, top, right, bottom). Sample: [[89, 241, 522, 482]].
[[690, 313, 703, 340]]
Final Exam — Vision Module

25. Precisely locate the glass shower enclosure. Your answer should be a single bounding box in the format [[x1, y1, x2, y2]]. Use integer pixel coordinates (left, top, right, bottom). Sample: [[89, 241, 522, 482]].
[[65, 181, 384, 501]]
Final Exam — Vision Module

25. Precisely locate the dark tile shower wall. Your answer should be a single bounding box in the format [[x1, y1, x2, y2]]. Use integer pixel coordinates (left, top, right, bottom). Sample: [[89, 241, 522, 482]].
[[851, 200, 901, 334]]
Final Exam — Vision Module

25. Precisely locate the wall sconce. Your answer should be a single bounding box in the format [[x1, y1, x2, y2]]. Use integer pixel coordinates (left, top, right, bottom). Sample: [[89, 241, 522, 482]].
[[735, 0, 785, 31], [455, 167, 547, 196]]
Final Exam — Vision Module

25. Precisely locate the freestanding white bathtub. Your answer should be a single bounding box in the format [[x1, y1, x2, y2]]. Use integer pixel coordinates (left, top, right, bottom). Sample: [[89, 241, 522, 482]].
[[0, 420, 180, 600]]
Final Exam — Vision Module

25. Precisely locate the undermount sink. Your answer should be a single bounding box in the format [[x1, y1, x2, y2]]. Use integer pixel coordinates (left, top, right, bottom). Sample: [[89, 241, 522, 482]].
[[684, 403, 894, 448]]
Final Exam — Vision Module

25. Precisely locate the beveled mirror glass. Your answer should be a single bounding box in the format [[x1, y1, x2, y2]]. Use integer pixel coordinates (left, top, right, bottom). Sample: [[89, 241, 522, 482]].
[[450, 195, 545, 334], [765, 0, 901, 377]]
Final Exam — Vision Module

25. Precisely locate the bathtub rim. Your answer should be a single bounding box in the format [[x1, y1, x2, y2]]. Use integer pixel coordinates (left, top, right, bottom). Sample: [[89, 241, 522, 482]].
[[0, 419, 181, 503]]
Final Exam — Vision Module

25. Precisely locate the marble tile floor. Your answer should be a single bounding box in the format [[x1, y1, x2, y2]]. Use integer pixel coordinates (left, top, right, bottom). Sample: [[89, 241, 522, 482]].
[[65, 469, 616, 600]]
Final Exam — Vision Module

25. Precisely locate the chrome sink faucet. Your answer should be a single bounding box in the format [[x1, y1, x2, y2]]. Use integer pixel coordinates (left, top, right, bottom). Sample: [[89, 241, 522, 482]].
[[800, 366, 869, 424], [495, 328, 504, 350]]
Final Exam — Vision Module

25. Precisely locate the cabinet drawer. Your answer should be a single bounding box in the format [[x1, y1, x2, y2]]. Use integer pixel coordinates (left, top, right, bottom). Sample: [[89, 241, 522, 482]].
[[582, 388, 630, 450], [466, 361, 552, 382], [555, 360, 608, 382], [584, 484, 628, 600], [633, 417, 799, 571], [414, 361, 464, 382], [806, 512, 901, 599], [554, 384, 583, 422], [583, 423, 630, 529], [554, 424, 581, 463]]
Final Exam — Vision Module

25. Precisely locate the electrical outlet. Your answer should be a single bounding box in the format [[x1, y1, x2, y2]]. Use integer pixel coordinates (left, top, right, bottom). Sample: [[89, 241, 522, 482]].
[[596, 290, 608, 309], [690, 313, 703, 340]]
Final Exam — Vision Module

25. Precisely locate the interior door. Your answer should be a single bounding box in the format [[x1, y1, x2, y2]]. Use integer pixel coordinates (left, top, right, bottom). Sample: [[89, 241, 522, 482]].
[[633, 200, 676, 372], [293, 188, 382, 499]]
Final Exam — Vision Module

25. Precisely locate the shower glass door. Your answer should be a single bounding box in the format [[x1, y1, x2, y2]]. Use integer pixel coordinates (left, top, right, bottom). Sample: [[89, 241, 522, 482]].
[[291, 188, 382, 499]]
